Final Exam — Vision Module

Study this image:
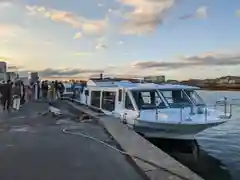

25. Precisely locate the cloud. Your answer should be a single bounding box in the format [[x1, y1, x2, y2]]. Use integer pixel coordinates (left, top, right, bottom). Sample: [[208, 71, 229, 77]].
[[25, 5, 81, 28], [180, 6, 208, 20], [0, 56, 11, 61], [16, 64, 137, 79], [0, 39, 9, 44], [117, 40, 124, 45], [97, 3, 104, 7], [19, 67, 139, 79], [74, 32, 82, 39], [44, 40, 54, 45], [95, 43, 107, 49], [74, 52, 92, 56], [20, 68, 103, 78], [119, 0, 175, 35], [25, 5, 108, 36], [16, 50, 240, 79], [133, 51, 240, 70], [94, 36, 108, 49], [0, 0, 14, 2], [0, 0, 13, 7], [195, 6, 208, 19], [0, 23, 21, 38], [81, 19, 108, 35], [108, 8, 123, 17], [236, 9, 240, 17]]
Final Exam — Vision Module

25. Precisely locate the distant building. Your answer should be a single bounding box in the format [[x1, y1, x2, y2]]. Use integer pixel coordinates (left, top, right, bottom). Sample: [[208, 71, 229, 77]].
[[203, 79, 217, 85], [181, 79, 204, 86], [216, 76, 240, 84], [0, 61, 7, 73], [144, 75, 165, 83], [0, 62, 7, 82]]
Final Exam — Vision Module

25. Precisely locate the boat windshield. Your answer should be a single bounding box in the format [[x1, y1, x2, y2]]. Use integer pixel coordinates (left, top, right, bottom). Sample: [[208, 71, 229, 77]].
[[130, 89, 166, 110], [184, 89, 205, 106], [159, 89, 205, 108]]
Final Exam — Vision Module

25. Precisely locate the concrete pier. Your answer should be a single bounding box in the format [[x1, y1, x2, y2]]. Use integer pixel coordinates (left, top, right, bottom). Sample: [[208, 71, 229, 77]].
[[0, 101, 147, 180], [53, 100, 204, 180]]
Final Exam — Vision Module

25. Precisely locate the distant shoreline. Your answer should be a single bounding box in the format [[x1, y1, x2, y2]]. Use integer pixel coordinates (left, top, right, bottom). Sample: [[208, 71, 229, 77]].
[[180, 83, 240, 91], [199, 86, 240, 91]]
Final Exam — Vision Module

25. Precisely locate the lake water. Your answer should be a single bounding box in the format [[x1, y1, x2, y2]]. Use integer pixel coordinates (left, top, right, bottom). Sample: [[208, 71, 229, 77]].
[[155, 90, 240, 180], [197, 91, 240, 180]]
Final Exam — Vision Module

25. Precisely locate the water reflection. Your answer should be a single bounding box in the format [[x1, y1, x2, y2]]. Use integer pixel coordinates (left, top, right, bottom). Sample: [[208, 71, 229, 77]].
[[148, 138, 232, 180]]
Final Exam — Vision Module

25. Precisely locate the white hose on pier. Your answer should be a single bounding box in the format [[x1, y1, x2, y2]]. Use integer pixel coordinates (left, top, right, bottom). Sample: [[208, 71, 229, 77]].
[[62, 115, 193, 180]]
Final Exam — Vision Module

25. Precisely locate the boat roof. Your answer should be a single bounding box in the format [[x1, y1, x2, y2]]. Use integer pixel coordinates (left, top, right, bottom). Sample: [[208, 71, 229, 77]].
[[86, 80, 199, 90], [127, 83, 199, 90]]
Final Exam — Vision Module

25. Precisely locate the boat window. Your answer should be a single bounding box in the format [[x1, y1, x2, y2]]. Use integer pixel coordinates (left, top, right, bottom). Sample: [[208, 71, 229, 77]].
[[118, 89, 122, 102], [91, 91, 101, 108], [102, 91, 116, 111], [75, 88, 81, 99], [85, 90, 89, 96], [184, 90, 205, 106], [131, 89, 165, 110], [160, 90, 192, 108], [125, 93, 134, 110]]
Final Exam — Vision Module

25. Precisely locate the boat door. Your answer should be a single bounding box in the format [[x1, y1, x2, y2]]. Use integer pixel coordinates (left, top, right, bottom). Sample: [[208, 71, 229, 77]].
[[115, 88, 124, 110], [122, 92, 139, 125]]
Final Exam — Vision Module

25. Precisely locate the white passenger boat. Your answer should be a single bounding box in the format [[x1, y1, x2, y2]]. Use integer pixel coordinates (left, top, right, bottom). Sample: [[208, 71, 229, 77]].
[[63, 79, 232, 140]]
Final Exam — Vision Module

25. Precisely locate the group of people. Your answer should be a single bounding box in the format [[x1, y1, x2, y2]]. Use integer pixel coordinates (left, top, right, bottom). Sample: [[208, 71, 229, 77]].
[[0, 80, 30, 112], [41, 80, 65, 101], [0, 79, 65, 112]]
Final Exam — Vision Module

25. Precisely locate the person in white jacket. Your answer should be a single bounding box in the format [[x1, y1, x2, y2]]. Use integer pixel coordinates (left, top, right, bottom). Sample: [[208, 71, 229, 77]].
[[12, 82, 21, 111]]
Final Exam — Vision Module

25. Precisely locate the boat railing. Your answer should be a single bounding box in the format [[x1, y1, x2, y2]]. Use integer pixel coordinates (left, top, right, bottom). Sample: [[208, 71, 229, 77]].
[[179, 97, 236, 122], [213, 97, 240, 119]]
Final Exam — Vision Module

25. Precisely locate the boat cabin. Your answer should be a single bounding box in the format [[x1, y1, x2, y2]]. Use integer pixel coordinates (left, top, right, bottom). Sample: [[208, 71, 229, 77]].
[[85, 80, 138, 115], [80, 79, 206, 125]]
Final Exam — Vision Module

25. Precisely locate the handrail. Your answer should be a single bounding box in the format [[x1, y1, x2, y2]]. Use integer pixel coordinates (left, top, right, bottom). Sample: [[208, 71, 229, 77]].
[[204, 107, 207, 122], [182, 90, 196, 115], [180, 107, 183, 122], [214, 97, 235, 119], [177, 101, 233, 122]]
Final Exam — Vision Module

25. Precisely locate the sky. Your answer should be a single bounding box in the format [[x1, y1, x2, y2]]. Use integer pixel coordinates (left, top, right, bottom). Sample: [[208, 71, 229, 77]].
[[1, 0, 240, 80]]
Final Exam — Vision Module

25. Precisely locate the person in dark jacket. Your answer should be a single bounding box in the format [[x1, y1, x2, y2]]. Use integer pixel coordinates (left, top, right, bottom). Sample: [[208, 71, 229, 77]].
[[0, 83, 5, 109], [54, 80, 59, 99], [37, 81, 40, 99], [20, 81, 25, 105], [41, 81, 44, 99], [58, 82, 65, 99], [43, 81, 49, 99], [2, 80, 13, 112]]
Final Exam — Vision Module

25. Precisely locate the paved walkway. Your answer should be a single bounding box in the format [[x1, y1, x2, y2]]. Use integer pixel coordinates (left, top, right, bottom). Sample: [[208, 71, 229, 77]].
[[0, 101, 147, 180]]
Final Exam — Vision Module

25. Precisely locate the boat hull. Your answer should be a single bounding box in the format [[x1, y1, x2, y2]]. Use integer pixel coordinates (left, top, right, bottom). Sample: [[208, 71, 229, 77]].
[[133, 120, 226, 140]]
